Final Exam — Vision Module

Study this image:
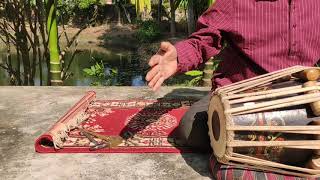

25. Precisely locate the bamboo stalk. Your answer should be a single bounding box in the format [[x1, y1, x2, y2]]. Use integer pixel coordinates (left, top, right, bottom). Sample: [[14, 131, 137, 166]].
[[223, 81, 320, 100], [285, 146, 320, 149], [223, 84, 304, 100], [220, 66, 306, 94], [227, 125, 320, 131], [230, 153, 320, 174], [226, 161, 318, 178], [228, 140, 320, 147], [228, 86, 320, 104], [47, 0, 62, 86], [281, 131, 320, 135], [226, 93, 320, 114], [218, 66, 303, 91], [227, 68, 307, 94], [227, 153, 320, 177], [232, 96, 320, 115]]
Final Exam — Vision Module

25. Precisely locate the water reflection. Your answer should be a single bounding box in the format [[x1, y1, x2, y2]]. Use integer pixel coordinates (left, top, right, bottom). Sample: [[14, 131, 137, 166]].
[[131, 75, 145, 86], [0, 48, 145, 86], [104, 67, 113, 76]]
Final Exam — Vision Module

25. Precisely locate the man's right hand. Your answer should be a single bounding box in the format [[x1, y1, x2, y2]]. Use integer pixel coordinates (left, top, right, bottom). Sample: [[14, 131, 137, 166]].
[[145, 42, 178, 91]]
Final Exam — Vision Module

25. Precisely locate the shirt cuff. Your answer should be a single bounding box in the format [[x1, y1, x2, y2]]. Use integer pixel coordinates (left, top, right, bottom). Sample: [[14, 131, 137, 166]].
[[174, 41, 197, 73]]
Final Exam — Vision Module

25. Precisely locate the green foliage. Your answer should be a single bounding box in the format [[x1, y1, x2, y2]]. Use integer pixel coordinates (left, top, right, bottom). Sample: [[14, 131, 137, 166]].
[[212, 59, 221, 70], [176, 0, 215, 18], [187, 76, 202, 86], [165, 70, 203, 86], [57, 0, 77, 18], [83, 59, 105, 86], [56, 0, 102, 24], [208, 0, 216, 5], [136, 20, 161, 43], [29, 0, 36, 6], [77, 0, 100, 9], [83, 61, 105, 78], [57, 0, 76, 10], [185, 70, 203, 77], [184, 70, 203, 86], [83, 58, 118, 86], [58, 0, 100, 10]]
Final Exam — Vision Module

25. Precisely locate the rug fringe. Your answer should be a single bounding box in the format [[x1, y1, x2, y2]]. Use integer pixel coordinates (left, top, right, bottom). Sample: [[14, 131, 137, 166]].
[[51, 112, 89, 149]]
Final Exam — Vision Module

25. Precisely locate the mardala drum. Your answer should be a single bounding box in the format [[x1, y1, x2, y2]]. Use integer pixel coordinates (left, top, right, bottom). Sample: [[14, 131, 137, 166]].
[[208, 66, 320, 178]]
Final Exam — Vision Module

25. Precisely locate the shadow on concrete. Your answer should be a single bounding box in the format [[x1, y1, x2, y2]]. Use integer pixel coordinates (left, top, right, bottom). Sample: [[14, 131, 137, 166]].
[[119, 88, 213, 179]]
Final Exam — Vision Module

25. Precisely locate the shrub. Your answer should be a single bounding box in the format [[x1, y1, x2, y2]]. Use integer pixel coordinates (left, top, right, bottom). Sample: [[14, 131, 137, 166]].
[[185, 70, 203, 86], [83, 58, 118, 86], [77, 0, 100, 9], [83, 61, 105, 79], [57, 0, 102, 25], [136, 20, 161, 43]]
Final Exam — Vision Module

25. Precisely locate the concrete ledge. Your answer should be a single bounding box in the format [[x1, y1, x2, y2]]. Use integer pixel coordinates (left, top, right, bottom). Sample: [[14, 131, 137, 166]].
[[0, 86, 212, 180]]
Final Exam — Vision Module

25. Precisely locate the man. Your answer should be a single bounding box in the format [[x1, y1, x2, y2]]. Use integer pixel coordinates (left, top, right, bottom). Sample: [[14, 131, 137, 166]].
[[145, 0, 320, 152]]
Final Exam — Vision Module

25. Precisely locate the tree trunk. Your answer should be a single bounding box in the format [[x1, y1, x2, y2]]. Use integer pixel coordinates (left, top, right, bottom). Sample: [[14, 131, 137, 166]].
[[16, 48, 22, 86], [47, 0, 62, 86], [19, 18, 32, 85], [187, 0, 195, 35], [120, 3, 132, 23], [169, 0, 176, 37], [24, 0, 36, 86], [5, 34, 14, 85], [157, 0, 163, 24], [13, 19, 22, 86], [35, 2, 43, 85], [20, 35, 31, 85], [116, 4, 122, 26], [36, 0, 49, 85], [38, 46, 43, 86], [3, 19, 15, 85], [31, 26, 38, 86]]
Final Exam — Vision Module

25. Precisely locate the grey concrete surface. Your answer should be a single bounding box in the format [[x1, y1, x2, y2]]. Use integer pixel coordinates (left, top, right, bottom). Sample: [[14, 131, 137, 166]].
[[0, 86, 212, 180]]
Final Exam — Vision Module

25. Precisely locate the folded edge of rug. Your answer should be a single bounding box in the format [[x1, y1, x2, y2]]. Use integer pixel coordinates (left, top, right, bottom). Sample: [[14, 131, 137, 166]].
[[34, 91, 96, 153]]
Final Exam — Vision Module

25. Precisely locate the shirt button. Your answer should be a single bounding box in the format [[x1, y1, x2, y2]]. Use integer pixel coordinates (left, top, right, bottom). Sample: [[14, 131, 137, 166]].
[[293, 24, 297, 28]]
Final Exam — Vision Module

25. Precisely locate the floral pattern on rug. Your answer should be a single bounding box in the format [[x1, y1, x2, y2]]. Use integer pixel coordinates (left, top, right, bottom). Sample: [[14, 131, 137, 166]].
[[124, 112, 177, 136], [61, 99, 192, 150]]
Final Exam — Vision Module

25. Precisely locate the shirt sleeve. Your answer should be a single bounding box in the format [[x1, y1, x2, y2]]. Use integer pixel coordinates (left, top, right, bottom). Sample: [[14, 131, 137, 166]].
[[175, 0, 234, 73]]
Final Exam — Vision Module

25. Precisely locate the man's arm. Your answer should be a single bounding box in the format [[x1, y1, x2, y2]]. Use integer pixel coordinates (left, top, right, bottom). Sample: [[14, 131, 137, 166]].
[[146, 0, 234, 91], [175, 0, 234, 72]]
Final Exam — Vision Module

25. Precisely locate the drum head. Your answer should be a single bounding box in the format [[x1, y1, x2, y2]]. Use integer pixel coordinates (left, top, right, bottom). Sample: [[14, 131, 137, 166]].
[[208, 95, 227, 158]]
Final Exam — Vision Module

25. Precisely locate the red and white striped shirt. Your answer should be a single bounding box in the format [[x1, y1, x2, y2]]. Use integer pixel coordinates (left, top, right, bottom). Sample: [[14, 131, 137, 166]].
[[175, 0, 320, 88]]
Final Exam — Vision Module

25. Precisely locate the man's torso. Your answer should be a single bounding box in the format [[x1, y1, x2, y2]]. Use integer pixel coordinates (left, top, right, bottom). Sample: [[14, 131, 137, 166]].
[[214, 0, 320, 87]]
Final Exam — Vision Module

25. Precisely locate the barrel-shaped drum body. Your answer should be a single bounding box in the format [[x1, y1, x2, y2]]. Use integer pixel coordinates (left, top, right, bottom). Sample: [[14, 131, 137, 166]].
[[208, 66, 320, 178]]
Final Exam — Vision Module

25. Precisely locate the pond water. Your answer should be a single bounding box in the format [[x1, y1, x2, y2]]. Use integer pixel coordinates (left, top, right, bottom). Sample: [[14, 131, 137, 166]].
[[0, 48, 146, 86]]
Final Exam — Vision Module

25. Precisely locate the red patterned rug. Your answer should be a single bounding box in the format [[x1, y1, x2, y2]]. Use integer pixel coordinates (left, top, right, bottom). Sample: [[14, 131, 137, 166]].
[[35, 91, 196, 153]]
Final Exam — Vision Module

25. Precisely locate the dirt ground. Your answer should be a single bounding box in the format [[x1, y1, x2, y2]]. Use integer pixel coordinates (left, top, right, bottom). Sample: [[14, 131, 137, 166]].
[[59, 23, 138, 51]]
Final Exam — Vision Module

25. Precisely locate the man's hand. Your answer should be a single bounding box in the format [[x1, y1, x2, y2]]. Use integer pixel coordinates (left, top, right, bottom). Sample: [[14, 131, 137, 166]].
[[145, 42, 178, 91]]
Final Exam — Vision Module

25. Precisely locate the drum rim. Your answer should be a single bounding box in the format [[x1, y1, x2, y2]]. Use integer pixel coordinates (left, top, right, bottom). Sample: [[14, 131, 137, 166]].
[[208, 95, 227, 158]]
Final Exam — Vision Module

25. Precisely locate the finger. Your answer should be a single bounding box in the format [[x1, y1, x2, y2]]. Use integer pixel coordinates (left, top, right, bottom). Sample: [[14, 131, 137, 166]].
[[148, 54, 160, 67], [160, 41, 172, 52], [148, 72, 162, 88], [145, 65, 159, 82], [152, 76, 165, 92]]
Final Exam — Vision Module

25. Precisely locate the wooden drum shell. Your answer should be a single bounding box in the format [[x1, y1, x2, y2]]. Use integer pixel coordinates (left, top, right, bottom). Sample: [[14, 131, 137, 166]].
[[208, 95, 313, 165], [207, 66, 320, 178]]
